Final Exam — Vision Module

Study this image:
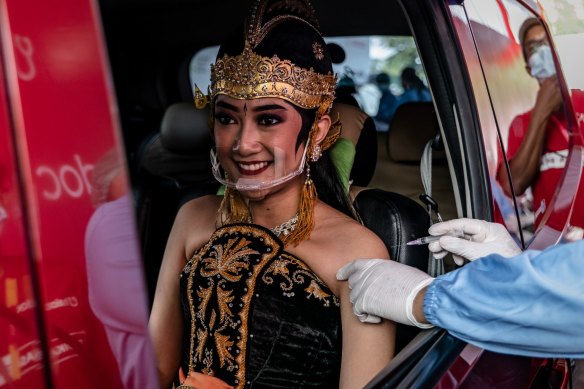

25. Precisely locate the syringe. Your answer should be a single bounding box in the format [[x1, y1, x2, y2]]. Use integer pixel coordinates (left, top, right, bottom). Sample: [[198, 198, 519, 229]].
[[407, 231, 466, 246], [406, 235, 442, 246]]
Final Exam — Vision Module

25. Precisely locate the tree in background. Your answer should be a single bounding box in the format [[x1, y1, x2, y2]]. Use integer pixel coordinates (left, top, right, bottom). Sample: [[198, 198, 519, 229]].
[[540, 0, 584, 35]]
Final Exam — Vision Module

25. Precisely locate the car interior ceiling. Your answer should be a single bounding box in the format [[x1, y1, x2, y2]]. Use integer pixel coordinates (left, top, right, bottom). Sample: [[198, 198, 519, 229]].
[[97, 0, 459, 339]]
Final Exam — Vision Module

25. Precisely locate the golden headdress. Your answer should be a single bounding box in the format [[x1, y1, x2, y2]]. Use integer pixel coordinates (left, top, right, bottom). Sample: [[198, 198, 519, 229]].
[[194, 0, 337, 112]]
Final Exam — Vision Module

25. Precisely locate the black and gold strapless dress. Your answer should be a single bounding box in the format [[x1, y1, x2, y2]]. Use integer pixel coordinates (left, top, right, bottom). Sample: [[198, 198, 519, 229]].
[[179, 224, 342, 388]]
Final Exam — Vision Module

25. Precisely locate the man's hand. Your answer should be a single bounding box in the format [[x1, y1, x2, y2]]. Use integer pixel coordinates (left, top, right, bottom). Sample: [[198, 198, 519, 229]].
[[336, 259, 434, 327], [533, 76, 562, 119], [428, 218, 521, 265]]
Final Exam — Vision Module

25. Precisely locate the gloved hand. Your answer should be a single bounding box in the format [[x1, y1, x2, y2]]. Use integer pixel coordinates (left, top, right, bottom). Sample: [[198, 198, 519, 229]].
[[336, 259, 434, 328], [428, 218, 521, 265]]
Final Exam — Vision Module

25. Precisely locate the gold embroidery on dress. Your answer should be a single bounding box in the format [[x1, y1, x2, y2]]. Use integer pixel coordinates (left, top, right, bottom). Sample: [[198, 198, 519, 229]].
[[305, 280, 332, 306], [196, 328, 207, 362], [217, 281, 235, 321], [200, 238, 254, 281], [196, 282, 213, 323], [184, 224, 339, 387], [262, 252, 339, 307], [215, 332, 235, 368], [185, 225, 281, 388]]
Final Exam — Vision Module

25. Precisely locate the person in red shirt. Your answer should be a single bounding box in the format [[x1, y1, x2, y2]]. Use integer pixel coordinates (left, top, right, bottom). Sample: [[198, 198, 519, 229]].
[[497, 18, 583, 232]]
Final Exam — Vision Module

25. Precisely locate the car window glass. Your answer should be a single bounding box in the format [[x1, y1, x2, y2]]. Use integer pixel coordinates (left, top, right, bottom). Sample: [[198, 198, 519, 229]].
[[189, 36, 427, 107], [463, 0, 578, 246], [539, 0, 584, 244], [539, 0, 584, 91]]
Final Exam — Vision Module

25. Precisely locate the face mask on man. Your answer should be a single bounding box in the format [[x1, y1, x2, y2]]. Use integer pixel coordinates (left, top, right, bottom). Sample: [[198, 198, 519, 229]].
[[528, 44, 556, 80]]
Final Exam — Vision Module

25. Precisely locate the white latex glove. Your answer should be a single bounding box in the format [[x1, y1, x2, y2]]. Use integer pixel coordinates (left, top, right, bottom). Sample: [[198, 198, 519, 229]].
[[336, 259, 434, 328], [428, 218, 521, 265]]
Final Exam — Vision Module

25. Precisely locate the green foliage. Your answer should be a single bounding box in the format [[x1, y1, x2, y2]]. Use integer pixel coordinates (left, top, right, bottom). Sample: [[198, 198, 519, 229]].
[[540, 0, 584, 35]]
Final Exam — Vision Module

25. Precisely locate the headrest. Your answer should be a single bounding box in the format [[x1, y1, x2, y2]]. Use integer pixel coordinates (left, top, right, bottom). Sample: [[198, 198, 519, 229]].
[[160, 102, 211, 154], [140, 102, 214, 184], [388, 102, 445, 163]]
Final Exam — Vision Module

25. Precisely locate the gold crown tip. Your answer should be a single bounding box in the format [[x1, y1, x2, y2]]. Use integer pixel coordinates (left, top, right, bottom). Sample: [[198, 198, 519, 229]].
[[193, 84, 209, 109]]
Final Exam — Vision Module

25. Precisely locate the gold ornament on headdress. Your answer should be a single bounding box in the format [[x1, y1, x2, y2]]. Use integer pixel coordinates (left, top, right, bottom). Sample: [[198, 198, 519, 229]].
[[206, 46, 336, 110], [193, 0, 336, 112]]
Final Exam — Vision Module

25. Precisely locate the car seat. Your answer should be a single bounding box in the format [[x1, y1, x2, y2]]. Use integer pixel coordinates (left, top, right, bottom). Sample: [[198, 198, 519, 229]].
[[137, 102, 219, 304], [371, 101, 457, 221]]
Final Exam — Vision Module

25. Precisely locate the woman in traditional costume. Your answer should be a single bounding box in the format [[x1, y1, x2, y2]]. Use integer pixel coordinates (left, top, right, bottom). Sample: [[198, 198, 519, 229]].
[[149, 0, 395, 387]]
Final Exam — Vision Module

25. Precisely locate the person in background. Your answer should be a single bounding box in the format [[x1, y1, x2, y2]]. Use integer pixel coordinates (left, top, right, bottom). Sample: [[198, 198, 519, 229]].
[[375, 67, 431, 131], [335, 68, 361, 107], [496, 17, 584, 232], [337, 217, 584, 359], [396, 66, 431, 105], [373, 72, 397, 131], [84, 148, 158, 388]]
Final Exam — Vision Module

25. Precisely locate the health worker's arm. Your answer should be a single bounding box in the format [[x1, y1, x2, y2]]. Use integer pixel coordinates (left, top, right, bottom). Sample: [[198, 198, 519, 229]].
[[424, 239, 584, 358]]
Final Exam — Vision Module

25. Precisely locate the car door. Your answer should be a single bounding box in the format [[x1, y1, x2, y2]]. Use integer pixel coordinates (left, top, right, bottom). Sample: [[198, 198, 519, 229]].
[[0, 0, 155, 386], [0, 41, 48, 388], [365, 0, 575, 386], [457, 0, 583, 250]]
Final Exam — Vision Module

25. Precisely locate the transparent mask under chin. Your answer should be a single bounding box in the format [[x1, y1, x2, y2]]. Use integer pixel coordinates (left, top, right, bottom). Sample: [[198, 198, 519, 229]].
[[210, 146, 307, 191]]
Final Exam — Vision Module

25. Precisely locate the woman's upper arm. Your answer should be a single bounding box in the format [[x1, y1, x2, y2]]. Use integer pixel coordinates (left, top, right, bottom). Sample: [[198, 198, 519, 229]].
[[148, 204, 192, 388], [338, 276, 395, 389], [337, 229, 394, 389]]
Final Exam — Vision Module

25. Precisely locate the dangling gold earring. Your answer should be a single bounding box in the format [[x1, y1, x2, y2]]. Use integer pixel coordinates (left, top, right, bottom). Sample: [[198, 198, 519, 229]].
[[285, 162, 317, 247], [218, 173, 250, 226]]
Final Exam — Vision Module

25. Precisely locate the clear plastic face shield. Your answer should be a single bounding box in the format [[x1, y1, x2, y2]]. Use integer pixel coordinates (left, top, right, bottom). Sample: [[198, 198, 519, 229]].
[[210, 145, 308, 191]]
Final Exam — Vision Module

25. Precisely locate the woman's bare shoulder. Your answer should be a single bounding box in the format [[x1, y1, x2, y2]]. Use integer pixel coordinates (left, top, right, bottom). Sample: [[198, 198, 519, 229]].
[[178, 194, 222, 216], [173, 195, 222, 256], [335, 220, 388, 263], [293, 203, 389, 295], [317, 204, 389, 262]]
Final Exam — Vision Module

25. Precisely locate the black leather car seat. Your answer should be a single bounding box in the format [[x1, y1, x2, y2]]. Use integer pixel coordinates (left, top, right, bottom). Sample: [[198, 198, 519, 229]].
[[137, 102, 218, 304]]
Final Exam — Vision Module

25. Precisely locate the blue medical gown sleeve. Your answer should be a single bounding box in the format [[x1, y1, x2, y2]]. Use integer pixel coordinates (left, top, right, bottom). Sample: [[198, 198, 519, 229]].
[[423, 240, 584, 358]]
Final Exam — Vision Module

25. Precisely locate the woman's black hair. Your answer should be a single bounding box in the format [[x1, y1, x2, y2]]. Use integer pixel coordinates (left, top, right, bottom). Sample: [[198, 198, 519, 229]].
[[294, 106, 356, 219]]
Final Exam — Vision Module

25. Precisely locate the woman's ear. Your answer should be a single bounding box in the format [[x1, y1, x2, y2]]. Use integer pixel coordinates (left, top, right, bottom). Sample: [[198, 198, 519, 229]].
[[313, 114, 332, 146]]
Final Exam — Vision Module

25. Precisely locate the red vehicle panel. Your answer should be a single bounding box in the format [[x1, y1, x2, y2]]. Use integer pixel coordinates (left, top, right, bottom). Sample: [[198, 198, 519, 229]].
[[0, 0, 133, 386]]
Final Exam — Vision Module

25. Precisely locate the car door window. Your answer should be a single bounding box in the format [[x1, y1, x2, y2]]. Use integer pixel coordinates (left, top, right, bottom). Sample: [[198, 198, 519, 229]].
[[457, 0, 581, 247]]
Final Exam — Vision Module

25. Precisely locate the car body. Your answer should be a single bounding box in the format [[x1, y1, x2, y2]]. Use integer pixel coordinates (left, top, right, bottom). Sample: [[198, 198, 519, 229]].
[[0, 0, 581, 387]]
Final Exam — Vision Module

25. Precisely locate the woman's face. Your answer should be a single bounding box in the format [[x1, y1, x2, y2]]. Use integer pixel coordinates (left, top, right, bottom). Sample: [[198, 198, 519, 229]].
[[213, 95, 306, 198]]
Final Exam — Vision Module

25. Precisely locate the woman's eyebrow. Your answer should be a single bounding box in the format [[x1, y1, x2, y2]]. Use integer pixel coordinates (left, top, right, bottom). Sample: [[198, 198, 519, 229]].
[[252, 104, 287, 112], [215, 100, 240, 111]]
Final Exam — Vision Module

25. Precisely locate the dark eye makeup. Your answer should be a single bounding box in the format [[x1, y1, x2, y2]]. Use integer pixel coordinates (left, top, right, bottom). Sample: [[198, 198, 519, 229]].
[[214, 111, 236, 125], [257, 114, 283, 126]]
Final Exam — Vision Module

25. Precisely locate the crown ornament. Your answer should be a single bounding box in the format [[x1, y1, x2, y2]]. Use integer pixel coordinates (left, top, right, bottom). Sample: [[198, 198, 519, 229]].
[[195, 45, 336, 110], [194, 0, 336, 111]]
